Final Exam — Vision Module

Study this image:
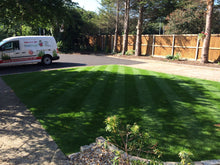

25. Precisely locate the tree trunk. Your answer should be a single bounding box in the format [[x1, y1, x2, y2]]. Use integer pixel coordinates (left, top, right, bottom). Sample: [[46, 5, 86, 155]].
[[113, 0, 119, 53], [201, 0, 214, 63], [135, 2, 144, 56], [122, 0, 130, 55]]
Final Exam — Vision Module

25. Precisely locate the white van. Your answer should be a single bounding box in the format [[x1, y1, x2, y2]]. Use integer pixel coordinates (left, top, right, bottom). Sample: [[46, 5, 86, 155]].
[[0, 36, 59, 65]]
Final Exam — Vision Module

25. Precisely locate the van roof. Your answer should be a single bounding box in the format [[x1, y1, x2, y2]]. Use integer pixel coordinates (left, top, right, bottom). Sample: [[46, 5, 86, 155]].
[[3, 36, 54, 41]]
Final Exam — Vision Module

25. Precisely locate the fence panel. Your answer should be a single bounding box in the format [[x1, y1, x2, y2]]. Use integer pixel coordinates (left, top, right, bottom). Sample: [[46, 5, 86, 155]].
[[89, 34, 220, 62]]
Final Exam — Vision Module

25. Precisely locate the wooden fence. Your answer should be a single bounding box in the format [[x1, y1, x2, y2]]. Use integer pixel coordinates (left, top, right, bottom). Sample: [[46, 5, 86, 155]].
[[89, 34, 220, 62]]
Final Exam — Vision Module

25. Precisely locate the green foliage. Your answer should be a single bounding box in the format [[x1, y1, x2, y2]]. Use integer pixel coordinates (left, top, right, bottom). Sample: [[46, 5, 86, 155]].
[[174, 52, 181, 60], [53, 50, 58, 57], [165, 0, 206, 34], [21, 25, 33, 36], [198, 32, 208, 40], [165, 53, 181, 60], [178, 151, 194, 165], [56, 41, 68, 53], [165, 55, 173, 60], [105, 115, 162, 164], [125, 50, 135, 55]]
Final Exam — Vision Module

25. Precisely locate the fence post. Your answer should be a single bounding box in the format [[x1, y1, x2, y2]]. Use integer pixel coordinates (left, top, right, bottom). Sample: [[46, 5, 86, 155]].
[[171, 34, 175, 56], [195, 35, 200, 60], [152, 35, 155, 56]]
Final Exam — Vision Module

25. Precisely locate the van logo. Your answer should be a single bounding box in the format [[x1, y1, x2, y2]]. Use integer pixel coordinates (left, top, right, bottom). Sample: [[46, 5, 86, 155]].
[[28, 50, 34, 55], [39, 40, 43, 47]]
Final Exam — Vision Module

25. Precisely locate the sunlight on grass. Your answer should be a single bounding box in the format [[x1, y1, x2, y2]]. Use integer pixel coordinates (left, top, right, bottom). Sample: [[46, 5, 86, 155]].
[[2, 65, 220, 161]]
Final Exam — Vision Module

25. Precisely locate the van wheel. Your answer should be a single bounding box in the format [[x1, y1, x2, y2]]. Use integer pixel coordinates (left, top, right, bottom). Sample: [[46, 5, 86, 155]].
[[42, 55, 52, 65]]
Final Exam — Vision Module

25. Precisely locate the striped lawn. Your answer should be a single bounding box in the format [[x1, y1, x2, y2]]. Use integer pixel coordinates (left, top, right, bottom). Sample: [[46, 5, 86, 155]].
[[2, 65, 220, 161]]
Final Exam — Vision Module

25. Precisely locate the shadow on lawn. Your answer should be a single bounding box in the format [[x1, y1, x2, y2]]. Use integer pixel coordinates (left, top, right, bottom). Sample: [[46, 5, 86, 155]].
[[3, 66, 220, 161]]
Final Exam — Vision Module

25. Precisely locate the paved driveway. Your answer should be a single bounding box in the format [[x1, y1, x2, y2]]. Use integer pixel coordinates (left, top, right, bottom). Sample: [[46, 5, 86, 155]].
[[0, 54, 144, 76]]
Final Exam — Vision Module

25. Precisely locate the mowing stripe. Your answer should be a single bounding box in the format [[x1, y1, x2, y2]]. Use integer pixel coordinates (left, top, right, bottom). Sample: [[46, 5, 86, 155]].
[[30, 65, 107, 115], [107, 65, 126, 116], [149, 71, 182, 110], [132, 68, 154, 107], [78, 65, 114, 113]]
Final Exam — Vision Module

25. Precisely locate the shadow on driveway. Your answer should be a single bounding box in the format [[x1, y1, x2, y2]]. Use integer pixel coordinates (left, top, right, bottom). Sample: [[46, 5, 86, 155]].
[[0, 62, 86, 76]]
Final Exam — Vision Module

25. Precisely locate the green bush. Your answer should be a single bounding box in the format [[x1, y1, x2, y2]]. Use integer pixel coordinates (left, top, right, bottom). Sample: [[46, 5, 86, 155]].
[[165, 55, 173, 60], [178, 151, 194, 165], [166, 53, 181, 61], [125, 49, 135, 55], [105, 115, 162, 164]]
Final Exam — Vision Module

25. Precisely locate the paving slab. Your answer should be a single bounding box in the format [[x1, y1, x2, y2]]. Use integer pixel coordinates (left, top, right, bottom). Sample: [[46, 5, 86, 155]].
[[0, 78, 70, 165]]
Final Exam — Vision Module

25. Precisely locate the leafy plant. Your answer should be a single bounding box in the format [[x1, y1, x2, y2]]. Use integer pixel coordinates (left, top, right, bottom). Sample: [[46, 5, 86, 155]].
[[178, 151, 194, 165], [165, 52, 181, 61], [198, 32, 208, 40], [174, 52, 181, 60], [166, 55, 173, 60], [105, 115, 162, 164], [125, 49, 135, 55], [53, 50, 57, 57]]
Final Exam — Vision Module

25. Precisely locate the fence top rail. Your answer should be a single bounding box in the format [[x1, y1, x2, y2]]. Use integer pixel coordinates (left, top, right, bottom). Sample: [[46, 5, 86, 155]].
[[89, 34, 220, 37], [127, 34, 220, 37]]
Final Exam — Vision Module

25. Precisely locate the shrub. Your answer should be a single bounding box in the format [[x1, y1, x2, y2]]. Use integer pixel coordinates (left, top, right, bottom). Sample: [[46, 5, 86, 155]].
[[166, 55, 173, 60], [165, 53, 181, 61], [179, 151, 194, 165], [105, 116, 162, 164], [125, 50, 135, 55]]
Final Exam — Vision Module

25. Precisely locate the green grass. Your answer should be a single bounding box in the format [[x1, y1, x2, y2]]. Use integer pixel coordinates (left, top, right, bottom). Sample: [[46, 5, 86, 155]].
[[2, 65, 220, 161]]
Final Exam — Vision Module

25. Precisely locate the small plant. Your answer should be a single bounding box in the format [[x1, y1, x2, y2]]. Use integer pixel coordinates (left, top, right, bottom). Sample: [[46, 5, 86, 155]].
[[174, 52, 181, 61], [105, 115, 162, 165], [198, 32, 208, 40], [53, 50, 57, 57], [166, 55, 173, 60], [57, 41, 63, 50], [166, 52, 181, 61], [125, 49, 135, 55], [2, 54, 11, 60], [178, 151, 194, 165]]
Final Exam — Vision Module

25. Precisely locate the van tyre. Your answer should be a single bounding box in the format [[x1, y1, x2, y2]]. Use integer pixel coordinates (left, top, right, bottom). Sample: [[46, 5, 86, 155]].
[[42, 55, 52, 65]]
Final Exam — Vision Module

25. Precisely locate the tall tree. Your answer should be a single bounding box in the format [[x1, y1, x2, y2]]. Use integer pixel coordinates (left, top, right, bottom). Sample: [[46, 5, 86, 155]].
[[201, 0, 214, 63], [122, 0, 130, 55], [165, 0, 206, 34], [135, 0, 144, 56], [0, 0, 73, 36], [113, 0, 120, 53], [98, 0, 117, 34]]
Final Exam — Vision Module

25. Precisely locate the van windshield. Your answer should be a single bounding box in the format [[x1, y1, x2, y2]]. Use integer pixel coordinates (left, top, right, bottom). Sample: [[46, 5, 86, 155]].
[[0, 40, 7, 47]]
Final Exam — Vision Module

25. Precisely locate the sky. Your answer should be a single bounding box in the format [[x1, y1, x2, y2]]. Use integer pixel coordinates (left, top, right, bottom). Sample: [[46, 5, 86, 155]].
[[73, 0, 219, 12], [73, 0, 101, 12]]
